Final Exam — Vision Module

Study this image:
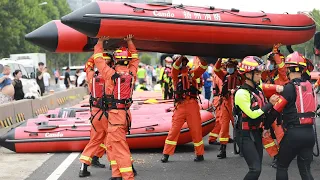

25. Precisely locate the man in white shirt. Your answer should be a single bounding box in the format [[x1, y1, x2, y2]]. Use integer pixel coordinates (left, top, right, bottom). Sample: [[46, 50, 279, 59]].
[[43, 67, 51, 92]]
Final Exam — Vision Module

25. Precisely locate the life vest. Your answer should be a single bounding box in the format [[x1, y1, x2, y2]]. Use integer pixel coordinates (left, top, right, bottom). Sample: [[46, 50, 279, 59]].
[[174, 71, 199, 101], [283, 80, 316, 126], [220, 73, 239, 98], [90, 73, 105, 108], [109, 71, 134, 109], [164, 67, 172, 77], [235, 85, 267, 131]]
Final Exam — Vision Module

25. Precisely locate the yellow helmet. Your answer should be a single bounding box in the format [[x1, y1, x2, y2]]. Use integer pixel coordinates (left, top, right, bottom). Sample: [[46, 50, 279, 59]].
[[187, 61, 193, 68]]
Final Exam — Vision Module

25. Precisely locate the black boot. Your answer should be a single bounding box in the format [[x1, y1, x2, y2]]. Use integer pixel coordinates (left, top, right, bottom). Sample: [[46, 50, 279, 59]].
[[132, 164, 137, 176], [217, 144, 227, 159], [161, 154, 169, 163], [271, 155, 278, 168], [194, 155, 204, 162], [91, 156, 106, 168], [79, 163, 91, 177], [109, 178, 122, 180]]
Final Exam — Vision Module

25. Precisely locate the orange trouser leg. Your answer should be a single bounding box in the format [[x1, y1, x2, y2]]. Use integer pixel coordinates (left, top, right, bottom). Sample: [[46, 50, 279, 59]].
[[209, 98, 221, 142], [163, 104, 186, 155], [271, 121, 284, 144], [219, 98, 233, 145], [107, 110, 134, 180], [80, 109, 108, 165], [186, 100, 204, 155], [94, 143, 107, 158], [262, 132, 279, 157]]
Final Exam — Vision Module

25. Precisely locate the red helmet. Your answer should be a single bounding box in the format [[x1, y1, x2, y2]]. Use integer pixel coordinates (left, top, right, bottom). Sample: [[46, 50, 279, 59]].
[[113, 47, 133, 64], [285, 51, 306, 68], [238, 56, 265, 75]]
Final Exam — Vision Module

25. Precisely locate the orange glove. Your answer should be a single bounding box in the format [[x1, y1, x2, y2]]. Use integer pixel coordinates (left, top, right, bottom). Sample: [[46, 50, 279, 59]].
[[270, 43, 285, 65], [84, 58, 94, 72]]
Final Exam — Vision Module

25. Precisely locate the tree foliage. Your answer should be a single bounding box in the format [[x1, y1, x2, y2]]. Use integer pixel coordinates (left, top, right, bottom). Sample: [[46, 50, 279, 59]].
[[0, 0, 91, 70], [140, 54, 152, 65], [279, 9, 320, 58]]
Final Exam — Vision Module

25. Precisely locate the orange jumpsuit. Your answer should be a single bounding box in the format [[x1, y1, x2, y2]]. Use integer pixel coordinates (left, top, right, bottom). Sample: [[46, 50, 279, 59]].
[[213, 60, 242, 145], [162, 57, 207, 156], [208, 74, 222, 143], [261, 54, 288, 158], [79, 56, 110, 166], [94, 40, 139, 180]]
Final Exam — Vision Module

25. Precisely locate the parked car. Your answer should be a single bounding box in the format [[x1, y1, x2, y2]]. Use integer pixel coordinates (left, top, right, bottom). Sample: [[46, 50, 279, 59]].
[[0, 60, 41, 98]]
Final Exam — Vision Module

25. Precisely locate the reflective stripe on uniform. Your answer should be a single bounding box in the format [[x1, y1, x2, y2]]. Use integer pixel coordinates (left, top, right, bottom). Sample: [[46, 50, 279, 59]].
[[79, 155, 92, 162], [100, 143, 107, 149], [120, 167, 133, 173], [209, 132, 219, 138], [194, 140, 204, 147], [219, 138, 229, 142], [131, 53, 138, 58], [214, 67, 221, 72], [110, 160, 117, 165], [173, 63, 180, 70], [93, 53, 103, 60], [278, 61, 285, 68], [191, 73, 195, 77], [165, 140, 177, 145], [264, 141, 276, 149], [199, 63, 208, 69]]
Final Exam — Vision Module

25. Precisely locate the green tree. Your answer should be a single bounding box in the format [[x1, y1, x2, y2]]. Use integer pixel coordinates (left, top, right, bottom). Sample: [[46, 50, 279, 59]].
[[140, 53, 152, 65]]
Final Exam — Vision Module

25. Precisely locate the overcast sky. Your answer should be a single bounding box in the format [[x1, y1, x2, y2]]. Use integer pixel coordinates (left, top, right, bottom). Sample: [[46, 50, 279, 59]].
[[173, 0, 319, 13]]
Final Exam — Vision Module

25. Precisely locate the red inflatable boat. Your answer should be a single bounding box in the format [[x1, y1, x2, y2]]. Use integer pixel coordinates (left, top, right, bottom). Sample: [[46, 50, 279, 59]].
[[60, 2, 315, 51], [0, 110, 214, 153]]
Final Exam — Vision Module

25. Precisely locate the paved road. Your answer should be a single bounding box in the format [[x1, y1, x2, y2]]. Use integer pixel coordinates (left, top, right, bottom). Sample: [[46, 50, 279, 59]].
[[0, 120, 319, 180]]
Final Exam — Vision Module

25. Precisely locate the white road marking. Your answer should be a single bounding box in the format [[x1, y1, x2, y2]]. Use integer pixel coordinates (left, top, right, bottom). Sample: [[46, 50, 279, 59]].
[[46, 152, 80, 180]]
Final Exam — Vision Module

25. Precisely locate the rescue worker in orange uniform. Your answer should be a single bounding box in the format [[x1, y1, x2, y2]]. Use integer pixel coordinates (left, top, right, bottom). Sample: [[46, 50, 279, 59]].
[[261, 44, 288, 168], [213, 58, 242, 159], [268, 52, 316, 180], [208, 72, 223, 145], [234, 56, 280, 180], [161, 55, 208, 163], [92, 34, 139, 180], [79, 53, 114, 177]]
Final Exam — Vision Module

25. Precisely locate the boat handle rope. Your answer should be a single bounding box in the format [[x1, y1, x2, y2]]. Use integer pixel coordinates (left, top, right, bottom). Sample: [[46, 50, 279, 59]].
[[124, 3, 267, 18], [24, 128, 90, 134]]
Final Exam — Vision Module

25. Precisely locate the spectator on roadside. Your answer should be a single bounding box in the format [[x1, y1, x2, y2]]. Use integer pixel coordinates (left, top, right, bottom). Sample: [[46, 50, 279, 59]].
[[146, 66, 153, 85], [137, 65, 147, 84], [0, 65, 14, 103], [152, 66, 157, 82], [54, 69, 60, 85], [64, 67, 71, 89], [43, 67, 51, 93], [36, 62, 45, 96], [77, 71, 86, 87], [75, 69, 81, 87], [12, 70, 24, 100], [203, 69, 212, 100]]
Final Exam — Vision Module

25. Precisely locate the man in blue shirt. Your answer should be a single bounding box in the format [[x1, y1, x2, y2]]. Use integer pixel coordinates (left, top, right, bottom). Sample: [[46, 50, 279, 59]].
[[202, 70, 212, 100], [0, 65, 14, 104]]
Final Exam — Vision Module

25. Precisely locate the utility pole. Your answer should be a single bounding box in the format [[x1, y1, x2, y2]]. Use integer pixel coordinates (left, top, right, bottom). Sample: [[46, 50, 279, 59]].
[[68, 53, 71, 67]]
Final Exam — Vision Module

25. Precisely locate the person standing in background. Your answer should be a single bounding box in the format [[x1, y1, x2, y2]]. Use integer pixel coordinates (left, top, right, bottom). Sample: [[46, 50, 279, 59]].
[[202, 69, 212, 100], [64, 67, 71, 89], [43, 67, 51, 93], [146, 66, 153, 86], [36, 62, 45, 96], [137, 65, 146, 85], [12, 70, 24, 100], [0, 65, 14, 103], [54, 69, 60, 85], [75, 69, 81, 87]]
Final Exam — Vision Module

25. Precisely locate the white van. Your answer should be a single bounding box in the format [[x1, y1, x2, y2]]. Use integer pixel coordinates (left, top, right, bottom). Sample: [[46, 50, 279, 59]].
[[0, 60, 41, 98]]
